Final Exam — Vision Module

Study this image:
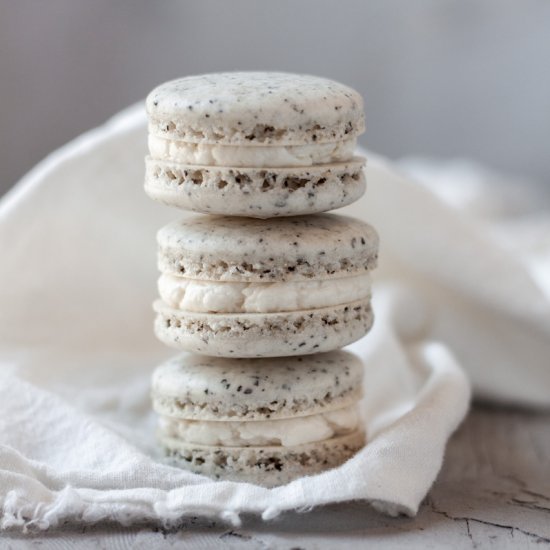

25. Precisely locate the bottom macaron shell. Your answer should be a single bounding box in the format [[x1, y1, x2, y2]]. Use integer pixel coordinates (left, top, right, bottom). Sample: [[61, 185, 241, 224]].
[[160, 430, 366, 487], [144, 158, 366, 218], [153, 299, 374, 357]]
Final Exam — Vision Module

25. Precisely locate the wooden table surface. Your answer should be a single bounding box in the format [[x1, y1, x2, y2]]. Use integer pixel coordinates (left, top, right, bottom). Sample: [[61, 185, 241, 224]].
[[3, 404, 550, 549]]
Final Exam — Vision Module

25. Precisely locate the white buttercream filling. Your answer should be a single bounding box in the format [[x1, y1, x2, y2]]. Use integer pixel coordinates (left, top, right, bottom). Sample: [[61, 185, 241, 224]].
[[159, 405, 359, 447], [158, 272, 371, 313], [148, 135, 356, 167]]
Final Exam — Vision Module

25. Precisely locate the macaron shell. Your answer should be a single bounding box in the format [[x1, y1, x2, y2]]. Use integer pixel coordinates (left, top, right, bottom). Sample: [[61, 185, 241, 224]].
[[153, 298, 374, 358], [159, 430, 366, 487], [146, 72, 364, 146], [157, 213, 379, 283], [151, 350, 364, 421], [144, 157, 366, 218]]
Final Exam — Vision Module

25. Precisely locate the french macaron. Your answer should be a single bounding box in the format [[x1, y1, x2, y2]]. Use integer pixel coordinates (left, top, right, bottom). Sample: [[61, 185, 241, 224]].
[[153, 213, 378, 358], [152, 351, 365, 486], [145, 72, 366, 218]]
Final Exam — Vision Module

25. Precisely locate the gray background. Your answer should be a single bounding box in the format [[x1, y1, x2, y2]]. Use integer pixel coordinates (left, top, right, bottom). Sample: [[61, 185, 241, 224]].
[[1, 0, 550, 195]]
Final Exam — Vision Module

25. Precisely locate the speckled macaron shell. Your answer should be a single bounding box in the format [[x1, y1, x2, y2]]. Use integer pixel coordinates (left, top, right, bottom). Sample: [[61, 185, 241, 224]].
[[154, 298, 373, 358], [144, 157, 366, 218], [159, 430, 365, 487], [146, 72, 364, 146], [157, 213, 378, 283], [151, 351, 363, 421]]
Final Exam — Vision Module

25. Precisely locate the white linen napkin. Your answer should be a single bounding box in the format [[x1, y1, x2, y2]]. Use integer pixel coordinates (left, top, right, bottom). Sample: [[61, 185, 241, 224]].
[[352, 156, 550, 407], [10, 100, 547, 529]]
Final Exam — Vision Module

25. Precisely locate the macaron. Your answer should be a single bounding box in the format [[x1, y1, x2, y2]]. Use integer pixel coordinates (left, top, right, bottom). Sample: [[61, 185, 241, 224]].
[[144, 72, 366, 218], [152, 351, 365, 486], [153, 213, 378, 358]]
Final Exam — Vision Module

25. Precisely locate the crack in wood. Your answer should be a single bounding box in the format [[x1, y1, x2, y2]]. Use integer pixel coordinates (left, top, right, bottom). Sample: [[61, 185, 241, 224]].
[[429, 499, 550, 544], [464, 518, 476, 548]]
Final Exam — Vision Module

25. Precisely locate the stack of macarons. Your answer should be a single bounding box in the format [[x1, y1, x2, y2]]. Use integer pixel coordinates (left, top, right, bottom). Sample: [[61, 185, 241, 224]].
[[144, 72, 379, 485]]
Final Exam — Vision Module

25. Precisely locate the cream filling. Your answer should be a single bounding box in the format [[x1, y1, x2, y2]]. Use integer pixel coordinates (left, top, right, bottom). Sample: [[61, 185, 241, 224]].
[[158, 272, 371, 313], [159, 405, 360, 447], [148, 134, 356, 167]]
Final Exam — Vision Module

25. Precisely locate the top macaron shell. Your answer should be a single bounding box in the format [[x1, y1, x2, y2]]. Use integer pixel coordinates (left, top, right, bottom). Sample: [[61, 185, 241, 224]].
[[146, 72, 365, 146], [151, 351, 364, 421]]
